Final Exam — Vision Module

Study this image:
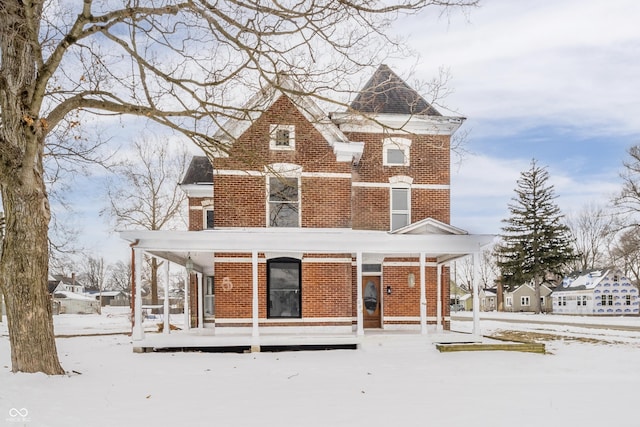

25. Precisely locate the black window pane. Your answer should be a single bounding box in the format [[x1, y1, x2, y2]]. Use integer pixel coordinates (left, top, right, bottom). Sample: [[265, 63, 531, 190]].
[[268, 260, 301, 318]]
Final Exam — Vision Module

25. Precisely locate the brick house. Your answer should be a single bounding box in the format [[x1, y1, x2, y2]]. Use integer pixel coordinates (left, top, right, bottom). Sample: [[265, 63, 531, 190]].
[[121, 65, 493, 350]]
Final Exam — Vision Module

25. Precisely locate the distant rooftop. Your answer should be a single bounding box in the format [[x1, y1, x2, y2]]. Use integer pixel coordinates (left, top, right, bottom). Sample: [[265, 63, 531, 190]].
[[349, 64, 441, 116]]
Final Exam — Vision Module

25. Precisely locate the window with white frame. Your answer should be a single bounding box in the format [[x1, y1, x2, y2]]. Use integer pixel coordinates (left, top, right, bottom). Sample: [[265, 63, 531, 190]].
[[204, 276, 215, 317], [383, 137, 411, 166], [625, 295, 632, 306], [602, 294, 613, 306], [269, 124, 295, 150], [505, 297, 513, 307], [577, 295, 588, 306], [203, 207, 214, 229], [557, 296, 566, 306], [268, 176, 300, 227], [390, 187, 410, 231], [521, 296, 530, 306]]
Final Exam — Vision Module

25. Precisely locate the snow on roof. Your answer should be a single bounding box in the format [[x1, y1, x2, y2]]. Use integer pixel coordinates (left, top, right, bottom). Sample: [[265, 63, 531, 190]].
[[562, 269, 610, 290], [53, 291, 97, 301]]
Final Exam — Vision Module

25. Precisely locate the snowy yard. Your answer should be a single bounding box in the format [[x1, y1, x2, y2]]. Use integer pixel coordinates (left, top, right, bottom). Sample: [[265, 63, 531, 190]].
[[1, 308, 639, 427]]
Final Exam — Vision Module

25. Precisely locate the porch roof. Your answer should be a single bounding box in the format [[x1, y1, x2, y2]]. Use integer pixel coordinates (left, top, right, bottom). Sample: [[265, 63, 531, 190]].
[[120, 228, 495, 274]]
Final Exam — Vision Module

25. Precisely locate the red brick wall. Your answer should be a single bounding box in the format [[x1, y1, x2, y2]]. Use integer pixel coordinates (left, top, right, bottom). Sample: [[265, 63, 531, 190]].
[[185, 93, 454, 330]]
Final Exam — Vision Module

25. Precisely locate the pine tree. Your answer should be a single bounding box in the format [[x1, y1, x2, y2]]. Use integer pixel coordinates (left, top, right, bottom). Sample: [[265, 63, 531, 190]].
[[496, 160, 576, 313]]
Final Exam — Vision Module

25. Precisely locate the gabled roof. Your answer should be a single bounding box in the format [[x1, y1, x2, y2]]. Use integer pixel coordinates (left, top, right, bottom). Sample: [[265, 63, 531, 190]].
[[349, 65, 441, 116], [560, 268, 618, 290], [391, 217, 468, 236], [181, 156, 213, 185], [212, 76, 361, 163]]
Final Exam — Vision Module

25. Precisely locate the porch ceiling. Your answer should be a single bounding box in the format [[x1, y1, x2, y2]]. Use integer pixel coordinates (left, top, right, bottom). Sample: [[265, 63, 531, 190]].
[[120, 228, 495, 274]]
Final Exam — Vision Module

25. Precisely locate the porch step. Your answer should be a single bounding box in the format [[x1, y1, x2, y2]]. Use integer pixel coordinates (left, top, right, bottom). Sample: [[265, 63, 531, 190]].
[[435, 342, 546, 354]]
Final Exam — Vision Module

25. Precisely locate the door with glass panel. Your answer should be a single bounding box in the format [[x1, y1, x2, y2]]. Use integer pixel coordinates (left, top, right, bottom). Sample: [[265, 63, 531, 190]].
[[362, 276, 381, 328]]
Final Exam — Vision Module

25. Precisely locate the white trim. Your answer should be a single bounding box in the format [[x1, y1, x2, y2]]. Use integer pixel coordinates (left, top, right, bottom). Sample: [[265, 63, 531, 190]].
[[213, 256, 353, 263], [383, 137, 412, 166], [331, 112, 465, 135], [180, 183, 213, 198], [215, 317, 353, 324], [384, 316, 440, 322], [121, 229, 495, 258], [352, 181, 449, 190], [303, 172, 352, 179], [390, 185, 410, 231], [382, 261, 438, 267]]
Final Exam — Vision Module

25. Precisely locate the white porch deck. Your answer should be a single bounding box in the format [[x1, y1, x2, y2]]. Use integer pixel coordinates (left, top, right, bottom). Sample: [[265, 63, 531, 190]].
[[132, 327, 482, 353]]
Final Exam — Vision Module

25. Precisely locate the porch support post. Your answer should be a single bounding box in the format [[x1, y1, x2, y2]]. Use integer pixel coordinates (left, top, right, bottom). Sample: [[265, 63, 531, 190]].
[[436, 263, 443, 332], [251, 250, 259, 340], [184, 264, 190, 331], [164, 259, 170, 334], [419, 252, 427, 335], [132, 248, 144, 340], [197, 272, 204, 329], [472, 251, 481, 337], [356, 251, 364, 336]]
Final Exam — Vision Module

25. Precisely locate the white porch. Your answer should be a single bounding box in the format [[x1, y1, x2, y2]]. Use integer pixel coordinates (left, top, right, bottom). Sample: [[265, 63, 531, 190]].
[[120, 226, 494, 351]]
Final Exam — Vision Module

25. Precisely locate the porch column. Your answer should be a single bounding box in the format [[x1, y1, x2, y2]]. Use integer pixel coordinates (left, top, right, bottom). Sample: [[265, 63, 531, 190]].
[[356, 252, 364, 336], [472, 251, 481, 337], [164, 259, 170, 334], [436, 263, 443, 332], [419, 253, 427, 335], [197, 272, 204, 329], [251, 250, 259, 339], [132, 248, 144, 340], [184, 263, 190, 331]]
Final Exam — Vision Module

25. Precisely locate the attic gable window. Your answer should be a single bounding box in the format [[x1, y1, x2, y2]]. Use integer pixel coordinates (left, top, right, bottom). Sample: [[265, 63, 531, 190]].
[[383, 137, 411, 166], [270, 124, 295, 150]]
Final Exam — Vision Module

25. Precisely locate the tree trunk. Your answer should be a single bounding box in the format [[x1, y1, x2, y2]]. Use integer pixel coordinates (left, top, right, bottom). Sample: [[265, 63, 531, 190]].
[[0, 0, 64, 375], [0, 181, 64, 374], [533, 276, 542, 314]]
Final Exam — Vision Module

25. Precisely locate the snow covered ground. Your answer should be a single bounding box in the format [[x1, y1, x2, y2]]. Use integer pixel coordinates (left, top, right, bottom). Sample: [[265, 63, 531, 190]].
[[1, 308, 639, 427]]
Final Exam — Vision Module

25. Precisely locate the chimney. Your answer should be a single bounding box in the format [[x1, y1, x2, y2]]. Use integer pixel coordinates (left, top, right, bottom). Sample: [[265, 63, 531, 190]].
[[71, 272, 75, 285]]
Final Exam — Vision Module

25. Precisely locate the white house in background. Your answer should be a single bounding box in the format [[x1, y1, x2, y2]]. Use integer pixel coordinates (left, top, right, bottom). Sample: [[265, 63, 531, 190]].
[[552, 269, 640, 315]]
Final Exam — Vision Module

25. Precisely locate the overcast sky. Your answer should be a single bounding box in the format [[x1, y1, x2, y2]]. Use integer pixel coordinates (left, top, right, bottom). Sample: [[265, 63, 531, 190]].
[[388, 0, 640, 234], [64, 0, 640, 265]]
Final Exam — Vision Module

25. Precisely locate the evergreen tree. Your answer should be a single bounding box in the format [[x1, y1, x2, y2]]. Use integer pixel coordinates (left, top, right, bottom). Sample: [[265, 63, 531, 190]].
[[496, 160, 576, 313]]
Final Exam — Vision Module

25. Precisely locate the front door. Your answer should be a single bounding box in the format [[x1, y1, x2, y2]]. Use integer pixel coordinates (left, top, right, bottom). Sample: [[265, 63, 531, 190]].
[[362, 276, 381, 328]]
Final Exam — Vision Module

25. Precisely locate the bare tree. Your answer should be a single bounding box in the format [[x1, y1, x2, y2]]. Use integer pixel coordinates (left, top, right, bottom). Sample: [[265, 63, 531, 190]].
[[0, 0, 476, 374], [107, 260, 132, 293], [102, 137, 188, 305], [565, 203, 615, 271], [81, 255, 106, 313], [609, 228, 640, 286]]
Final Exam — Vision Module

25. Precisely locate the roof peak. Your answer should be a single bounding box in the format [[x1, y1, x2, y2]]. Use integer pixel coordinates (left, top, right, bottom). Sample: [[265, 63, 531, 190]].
[[349, 65, 441, 116]]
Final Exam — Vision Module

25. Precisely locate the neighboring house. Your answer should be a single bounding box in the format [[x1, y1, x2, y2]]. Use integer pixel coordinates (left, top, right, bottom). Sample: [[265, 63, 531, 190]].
[[552, 269, 640, 315], [48, 273, 85, 295], [459, 293, 473, 311], [53, 291, 100, 314], [480, 288, 497, 312], [504, 283, 554, 313], [86, 290, 130, 307], [121, 65, 493, 349]]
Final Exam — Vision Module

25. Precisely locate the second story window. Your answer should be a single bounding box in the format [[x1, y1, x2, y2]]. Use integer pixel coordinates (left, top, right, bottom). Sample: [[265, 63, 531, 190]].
[[390, 187, 410, 231], [268, 176, 299, 227], [383, 137, 411, 166], [270, 124, 295, 150]]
